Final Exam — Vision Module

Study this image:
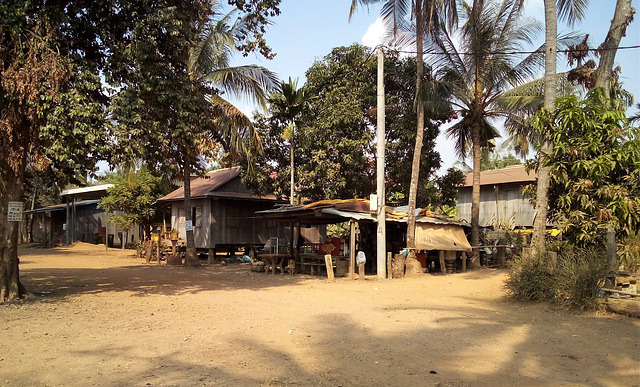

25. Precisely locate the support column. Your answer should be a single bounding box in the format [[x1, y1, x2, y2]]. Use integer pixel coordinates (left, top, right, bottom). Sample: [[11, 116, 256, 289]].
[[376, 45, 386, 280], [349, 220, 356, 279], [65, 198, 70, 246]]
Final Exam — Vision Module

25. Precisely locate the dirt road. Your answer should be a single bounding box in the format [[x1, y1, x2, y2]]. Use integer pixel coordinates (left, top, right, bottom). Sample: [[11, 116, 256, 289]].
[[1, 243, 638, 386]]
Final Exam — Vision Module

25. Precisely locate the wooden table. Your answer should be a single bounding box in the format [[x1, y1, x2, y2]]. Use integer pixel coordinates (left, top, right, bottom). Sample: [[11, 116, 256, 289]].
[[257, 253, 290, 275]]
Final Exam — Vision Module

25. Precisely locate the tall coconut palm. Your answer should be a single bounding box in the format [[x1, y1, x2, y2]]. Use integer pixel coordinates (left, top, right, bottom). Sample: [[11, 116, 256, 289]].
[[349, 0, 458, 258], [268, 78, 310, 205], [180, 1, 278, 265], [530, 0, 588, 253], [430, 0, 544, 264]]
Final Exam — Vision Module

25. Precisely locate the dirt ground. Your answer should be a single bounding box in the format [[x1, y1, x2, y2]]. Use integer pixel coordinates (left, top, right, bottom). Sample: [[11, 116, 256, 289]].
[[1, 243, 639, 387]]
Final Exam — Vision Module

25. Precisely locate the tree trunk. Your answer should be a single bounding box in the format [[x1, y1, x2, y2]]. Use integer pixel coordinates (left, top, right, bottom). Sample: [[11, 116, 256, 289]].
[[290, 123, 295, 205], [531, 0, 558, 253], [593, 0, 634, 96], [406, 0, 425, 257], [0, 157, 27, 303], [183, 162, 199, 266], [470, 125, 481, 267]]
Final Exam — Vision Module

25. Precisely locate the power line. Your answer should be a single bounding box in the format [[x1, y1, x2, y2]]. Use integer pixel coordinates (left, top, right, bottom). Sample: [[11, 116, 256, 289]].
[[389, 44, 640, 56]]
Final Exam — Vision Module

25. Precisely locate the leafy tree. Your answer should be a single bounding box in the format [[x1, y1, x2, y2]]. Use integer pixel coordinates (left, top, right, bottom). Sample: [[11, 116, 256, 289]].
[[531, 89, 640, 246], [480, 152, 522, 171], [431, 0, 542, 265], [0, 2, 112, 302], [349, 0, 459, 257], [227, 0, 281, 58], [98, 168, 171, 246], [244, 44, 455, 207], [110, 1, 277, 266]]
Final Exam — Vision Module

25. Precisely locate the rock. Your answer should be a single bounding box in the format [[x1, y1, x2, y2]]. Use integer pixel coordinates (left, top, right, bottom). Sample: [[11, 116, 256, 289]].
[[404, 257, 423, 277]]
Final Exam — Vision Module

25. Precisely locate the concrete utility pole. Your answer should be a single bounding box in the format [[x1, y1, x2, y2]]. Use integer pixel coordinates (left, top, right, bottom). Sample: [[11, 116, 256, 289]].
[[376, 46, 386, 280]]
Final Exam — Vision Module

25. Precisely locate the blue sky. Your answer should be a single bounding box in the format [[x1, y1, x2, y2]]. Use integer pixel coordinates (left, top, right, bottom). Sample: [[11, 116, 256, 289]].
[[229, 0, 640, 172]]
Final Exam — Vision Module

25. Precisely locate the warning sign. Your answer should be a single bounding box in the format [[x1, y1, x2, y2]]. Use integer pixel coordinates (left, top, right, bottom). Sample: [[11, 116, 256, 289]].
[[8, 201, 23, 222]]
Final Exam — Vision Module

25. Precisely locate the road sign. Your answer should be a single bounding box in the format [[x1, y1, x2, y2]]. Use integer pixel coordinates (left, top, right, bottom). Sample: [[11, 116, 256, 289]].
[[8, 201, 23, 222]]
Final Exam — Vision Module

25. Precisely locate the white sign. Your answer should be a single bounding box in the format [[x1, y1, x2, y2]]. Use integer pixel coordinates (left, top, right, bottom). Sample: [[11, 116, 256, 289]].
[[8, 202, 23, 222], [185, 220, 193, 232], [369, 194, 377, 211]]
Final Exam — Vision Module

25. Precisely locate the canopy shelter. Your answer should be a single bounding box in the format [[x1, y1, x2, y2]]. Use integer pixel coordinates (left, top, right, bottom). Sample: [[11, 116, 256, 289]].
[[257, 199, 471, 277]]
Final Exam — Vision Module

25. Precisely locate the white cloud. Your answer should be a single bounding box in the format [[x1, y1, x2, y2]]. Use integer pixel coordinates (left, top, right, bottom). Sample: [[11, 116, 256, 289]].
[[362, 17, 385, 47]]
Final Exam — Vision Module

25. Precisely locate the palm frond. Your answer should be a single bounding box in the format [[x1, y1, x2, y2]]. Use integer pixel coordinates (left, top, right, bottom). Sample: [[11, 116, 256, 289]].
[[206, 65, 279, 109], [557, 0, 589, 26]]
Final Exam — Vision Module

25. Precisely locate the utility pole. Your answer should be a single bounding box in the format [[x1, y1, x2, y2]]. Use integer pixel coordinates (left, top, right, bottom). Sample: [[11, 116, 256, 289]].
[[376, 45, 386, 280]]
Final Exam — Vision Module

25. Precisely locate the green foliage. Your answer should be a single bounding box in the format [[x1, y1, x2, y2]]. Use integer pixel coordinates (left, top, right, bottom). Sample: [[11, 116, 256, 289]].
[[618, 231, 640, 273], [327, 223, 350, 239], [534, 89, 640, 246], [480, 151, 522, 171], [505, 253, 555, 301], [554, 249, 607, 311], [227, 0, 281, 59], [506, 248, 608, 311], [244, 44, 453, 205], [98, 168, 170, 232]]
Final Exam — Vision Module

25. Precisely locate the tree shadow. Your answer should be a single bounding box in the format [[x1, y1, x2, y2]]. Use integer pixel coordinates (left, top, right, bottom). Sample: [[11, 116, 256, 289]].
[[4, 302, 637, 386]]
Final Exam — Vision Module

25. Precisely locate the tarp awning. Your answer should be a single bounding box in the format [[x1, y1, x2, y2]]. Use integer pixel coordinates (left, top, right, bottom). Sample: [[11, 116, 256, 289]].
[[415, 223, 472, 252]]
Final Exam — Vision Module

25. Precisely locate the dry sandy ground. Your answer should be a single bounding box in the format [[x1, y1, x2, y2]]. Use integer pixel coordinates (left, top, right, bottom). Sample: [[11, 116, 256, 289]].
[[1, 243, 639, 387]]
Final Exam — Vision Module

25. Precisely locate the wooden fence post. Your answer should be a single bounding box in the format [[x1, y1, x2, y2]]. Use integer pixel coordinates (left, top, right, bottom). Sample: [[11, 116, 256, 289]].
[[325, 254, 335, 281]]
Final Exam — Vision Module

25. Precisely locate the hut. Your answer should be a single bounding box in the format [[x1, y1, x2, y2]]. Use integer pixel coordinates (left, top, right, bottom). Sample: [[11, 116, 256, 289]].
[[257, 199, 471, 276], [156, 167, 322, 258]]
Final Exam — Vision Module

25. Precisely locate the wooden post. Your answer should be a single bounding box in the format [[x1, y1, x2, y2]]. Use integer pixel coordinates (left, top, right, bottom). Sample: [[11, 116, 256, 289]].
[[208, 248, 214, 264], [65, 198, 70, 246], [349, 220, 356, 279], [157, 233, 161, 266], [325, 254, 335, 281], [146, 240, 153, 264], [607, 224, 617, 271], [439, 250, 446, 274], [358, 262, 365, 280], [387, 252, 393, 279], [462, 249, 467, 273]]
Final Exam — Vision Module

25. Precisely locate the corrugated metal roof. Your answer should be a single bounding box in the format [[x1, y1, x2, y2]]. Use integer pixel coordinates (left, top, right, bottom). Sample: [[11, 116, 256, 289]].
[[157, 167, 280, 203], [61, 184, 113, 198], [259, 203, 469, 228], [463, 165, 536, 187], [24, 200, 101, 214]]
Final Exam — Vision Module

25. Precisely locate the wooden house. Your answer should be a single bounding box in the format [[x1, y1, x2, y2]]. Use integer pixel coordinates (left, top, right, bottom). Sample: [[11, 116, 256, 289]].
[[156, 167, 304, 254], [458, 165, 537, 228], [25, 184, 141, 247]]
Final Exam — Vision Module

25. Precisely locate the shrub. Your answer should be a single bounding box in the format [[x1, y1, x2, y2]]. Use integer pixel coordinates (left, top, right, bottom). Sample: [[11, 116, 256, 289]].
[[618, 231, 640, 273], [554, 249, 607, 311], [504, 252, 555, 301]]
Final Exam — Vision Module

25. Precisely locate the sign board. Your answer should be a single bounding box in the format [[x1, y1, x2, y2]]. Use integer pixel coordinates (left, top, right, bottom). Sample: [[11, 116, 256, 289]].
[[63, 223, 67, 231], [185, 220, 193, 232], [7, 201, 23, 222], [369, 194, 377, 211]]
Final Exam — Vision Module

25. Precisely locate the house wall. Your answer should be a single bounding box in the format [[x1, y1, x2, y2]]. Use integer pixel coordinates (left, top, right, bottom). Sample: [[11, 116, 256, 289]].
[[458, 182, 535, 227], [170, 198, 291, 249]]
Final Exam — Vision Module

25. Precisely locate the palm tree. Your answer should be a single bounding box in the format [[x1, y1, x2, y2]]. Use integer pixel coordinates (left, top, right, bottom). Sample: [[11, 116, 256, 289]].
[[530, 0, 588, 253], [629, 103, 640, 125], [180, 1, 278, 265], [349, 0, 458, 258], [268, 78, 310, 205], [431, 0, 544, 264]]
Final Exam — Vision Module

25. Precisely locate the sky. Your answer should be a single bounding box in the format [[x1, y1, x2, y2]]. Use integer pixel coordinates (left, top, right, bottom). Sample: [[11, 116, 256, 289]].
[[229, 0, 640, 173]]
